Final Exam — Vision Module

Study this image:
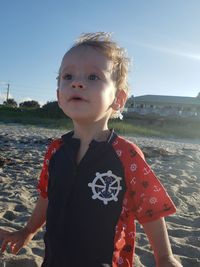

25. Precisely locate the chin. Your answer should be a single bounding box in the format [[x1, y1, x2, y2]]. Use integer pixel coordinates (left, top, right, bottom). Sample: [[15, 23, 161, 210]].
[[69, 114, 93, 122]]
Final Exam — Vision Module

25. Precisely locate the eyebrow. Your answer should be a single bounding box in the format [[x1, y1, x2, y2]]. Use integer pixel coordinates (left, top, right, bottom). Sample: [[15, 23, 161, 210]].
[[90, 65, 110, 74], [60, 65, 76, 73]]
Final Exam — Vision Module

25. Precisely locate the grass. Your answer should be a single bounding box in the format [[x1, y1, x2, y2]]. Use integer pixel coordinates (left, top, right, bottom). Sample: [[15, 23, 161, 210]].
[[108, 120, 164, 137], [1, 106, 200, 139]]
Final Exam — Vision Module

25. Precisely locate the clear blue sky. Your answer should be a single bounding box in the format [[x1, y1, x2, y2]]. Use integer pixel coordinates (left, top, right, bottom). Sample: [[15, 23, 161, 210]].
[[0, 0, 200, 105]]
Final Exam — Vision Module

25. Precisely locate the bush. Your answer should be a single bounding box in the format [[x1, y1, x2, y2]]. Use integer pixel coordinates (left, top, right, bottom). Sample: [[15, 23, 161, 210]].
[[42, 101, 66, 118], [3, 99, 18, 108], [19, 100, 40, 108]]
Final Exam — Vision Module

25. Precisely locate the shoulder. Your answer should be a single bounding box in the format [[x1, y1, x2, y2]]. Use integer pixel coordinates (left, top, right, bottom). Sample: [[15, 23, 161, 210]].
[[44, 138, 64, 159], [112, 135, 145, 160]]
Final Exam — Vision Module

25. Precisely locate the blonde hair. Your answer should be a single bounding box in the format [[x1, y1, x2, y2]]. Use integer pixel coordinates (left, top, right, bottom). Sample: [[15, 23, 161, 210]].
[[57, 32, 130, 94]]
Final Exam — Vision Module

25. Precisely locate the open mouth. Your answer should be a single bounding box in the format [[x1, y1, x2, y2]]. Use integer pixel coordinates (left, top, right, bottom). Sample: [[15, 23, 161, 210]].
[[72, 97, 83, 100], [69, 96, 86, 102]]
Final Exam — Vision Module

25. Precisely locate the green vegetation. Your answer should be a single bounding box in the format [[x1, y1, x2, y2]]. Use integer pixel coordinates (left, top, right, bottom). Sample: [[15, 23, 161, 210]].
[[0, 105, 70, 129], [0, 105, 200, 140]]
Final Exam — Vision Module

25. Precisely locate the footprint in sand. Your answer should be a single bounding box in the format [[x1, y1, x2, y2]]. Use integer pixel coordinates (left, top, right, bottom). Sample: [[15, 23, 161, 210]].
[[3, 211, 16, 221], [14, 204, 28, 213]]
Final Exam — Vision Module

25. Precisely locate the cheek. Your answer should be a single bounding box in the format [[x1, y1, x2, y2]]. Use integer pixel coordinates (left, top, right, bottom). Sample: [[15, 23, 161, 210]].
[[103, 87, 116, 103], [93, 91, 115, 111], [57, 90, 67, 106], [58, 88, 67, 97]]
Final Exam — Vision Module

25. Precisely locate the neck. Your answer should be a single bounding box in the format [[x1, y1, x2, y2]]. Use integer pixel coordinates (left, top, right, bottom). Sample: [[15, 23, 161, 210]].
[[72, 120, 110, 145]]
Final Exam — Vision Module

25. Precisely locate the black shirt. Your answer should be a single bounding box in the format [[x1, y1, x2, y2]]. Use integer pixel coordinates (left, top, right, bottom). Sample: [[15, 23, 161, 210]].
[[42, 131, 126, 267]]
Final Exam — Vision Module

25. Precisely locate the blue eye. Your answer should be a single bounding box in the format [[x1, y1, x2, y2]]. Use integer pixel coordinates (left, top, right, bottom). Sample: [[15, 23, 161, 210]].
[[64, 74, 72, 80], [88, 74, 99, 80]]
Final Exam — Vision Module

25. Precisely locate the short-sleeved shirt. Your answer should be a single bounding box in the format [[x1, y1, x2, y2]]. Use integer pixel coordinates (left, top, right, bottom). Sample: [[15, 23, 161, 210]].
[[38, 130, 176, 267]]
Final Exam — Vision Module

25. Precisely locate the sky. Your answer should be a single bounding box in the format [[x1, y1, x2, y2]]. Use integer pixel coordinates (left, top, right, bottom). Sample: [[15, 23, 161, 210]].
[[0, 0, 200, 106]]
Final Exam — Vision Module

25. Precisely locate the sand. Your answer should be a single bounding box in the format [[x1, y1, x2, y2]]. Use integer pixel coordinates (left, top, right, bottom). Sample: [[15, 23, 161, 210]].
[[0, 123, 199, 267]]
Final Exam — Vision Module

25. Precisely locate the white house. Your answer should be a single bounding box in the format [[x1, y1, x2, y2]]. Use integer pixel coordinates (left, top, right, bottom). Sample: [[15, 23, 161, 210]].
[[125, 95, 200, 118]]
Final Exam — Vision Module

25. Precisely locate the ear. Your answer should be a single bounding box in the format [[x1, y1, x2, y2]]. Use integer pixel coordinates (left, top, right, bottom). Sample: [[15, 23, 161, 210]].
[[111, 89, 127, 111]]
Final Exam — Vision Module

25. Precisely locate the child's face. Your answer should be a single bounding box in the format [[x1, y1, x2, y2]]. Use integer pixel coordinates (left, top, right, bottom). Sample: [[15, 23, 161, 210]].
[[57, 46, 118, 124]]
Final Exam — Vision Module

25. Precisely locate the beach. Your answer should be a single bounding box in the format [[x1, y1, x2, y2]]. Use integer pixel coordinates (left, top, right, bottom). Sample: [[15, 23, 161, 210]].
[[0, 123, 199, 267]]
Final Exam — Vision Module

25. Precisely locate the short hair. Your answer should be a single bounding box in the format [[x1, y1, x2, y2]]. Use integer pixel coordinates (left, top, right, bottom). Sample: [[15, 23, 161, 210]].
[[57, 32, 130, 94]]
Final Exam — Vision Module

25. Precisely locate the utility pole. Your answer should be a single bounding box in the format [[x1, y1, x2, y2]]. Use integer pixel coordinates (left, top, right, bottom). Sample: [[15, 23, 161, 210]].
[[6, 83, 10, 102]]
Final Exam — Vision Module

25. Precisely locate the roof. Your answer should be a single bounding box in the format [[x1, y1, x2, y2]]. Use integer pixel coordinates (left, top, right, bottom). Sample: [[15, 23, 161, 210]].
[[134, 95, 200, 106]]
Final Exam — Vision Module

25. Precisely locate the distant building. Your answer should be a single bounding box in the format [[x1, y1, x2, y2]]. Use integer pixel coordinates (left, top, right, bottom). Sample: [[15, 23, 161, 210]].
[[125, 95, 200, 118]]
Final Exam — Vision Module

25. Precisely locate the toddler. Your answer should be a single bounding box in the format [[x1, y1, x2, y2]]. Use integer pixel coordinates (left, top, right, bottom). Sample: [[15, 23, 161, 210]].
[[0, 32, 182, 267]]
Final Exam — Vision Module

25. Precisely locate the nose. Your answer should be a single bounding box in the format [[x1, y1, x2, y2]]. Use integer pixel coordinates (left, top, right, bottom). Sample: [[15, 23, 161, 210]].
[[71, 80, 85, 89]]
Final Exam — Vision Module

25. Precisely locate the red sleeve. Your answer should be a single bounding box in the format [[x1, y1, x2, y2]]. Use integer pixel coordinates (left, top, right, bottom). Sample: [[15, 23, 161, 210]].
[[37, 139, 63, 198], [113, 136, 176, 224], [131, 152, 176, 224]]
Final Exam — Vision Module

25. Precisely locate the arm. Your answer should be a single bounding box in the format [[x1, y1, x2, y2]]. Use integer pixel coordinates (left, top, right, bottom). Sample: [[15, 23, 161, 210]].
[[25, 195, 48, 234], [0, 195, 48, 254], [142, 217, 183, 267]]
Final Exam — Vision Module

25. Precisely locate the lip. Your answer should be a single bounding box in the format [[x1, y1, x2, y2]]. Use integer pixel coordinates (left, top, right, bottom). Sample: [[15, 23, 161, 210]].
[[68, 94, 87, 102]]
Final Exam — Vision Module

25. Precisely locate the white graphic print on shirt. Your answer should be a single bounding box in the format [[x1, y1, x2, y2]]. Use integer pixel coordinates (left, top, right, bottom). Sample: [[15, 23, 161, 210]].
[[88, 170, 122, 205]]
